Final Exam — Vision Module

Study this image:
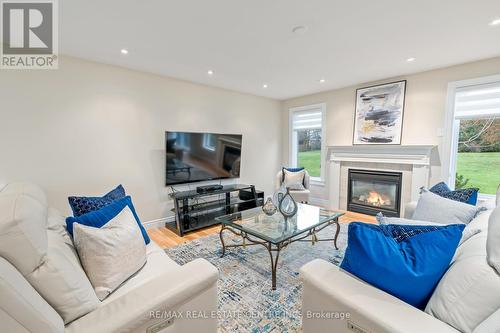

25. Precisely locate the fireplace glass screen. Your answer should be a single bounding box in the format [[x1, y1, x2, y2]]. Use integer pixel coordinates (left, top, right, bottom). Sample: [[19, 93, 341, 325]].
[[347, 169, 402, 217], [350, 180, 397, 211]]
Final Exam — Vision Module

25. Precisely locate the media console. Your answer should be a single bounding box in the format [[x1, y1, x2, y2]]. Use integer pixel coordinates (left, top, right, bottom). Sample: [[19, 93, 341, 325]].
[[196, 184, 224, 194], [167, 184, 264, 236]]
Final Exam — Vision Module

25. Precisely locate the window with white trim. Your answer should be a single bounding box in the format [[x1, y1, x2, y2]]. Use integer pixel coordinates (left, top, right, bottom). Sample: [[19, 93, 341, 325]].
[[448, 80, 500, 195], [289, 104, 326, 181], [202, 133, 216, 151]]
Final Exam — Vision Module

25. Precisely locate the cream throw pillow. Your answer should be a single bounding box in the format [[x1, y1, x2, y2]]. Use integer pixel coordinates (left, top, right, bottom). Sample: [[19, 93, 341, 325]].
[[73, 206, 147, 301], [283, 169, 305, 190]]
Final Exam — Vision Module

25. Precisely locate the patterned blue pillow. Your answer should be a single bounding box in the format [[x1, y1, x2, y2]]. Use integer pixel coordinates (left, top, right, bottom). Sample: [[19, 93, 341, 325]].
[[429, 182, 479, 205], [66, 196, 150, 245], [68, 185, 126, 217], [380, 224, 442, 242]]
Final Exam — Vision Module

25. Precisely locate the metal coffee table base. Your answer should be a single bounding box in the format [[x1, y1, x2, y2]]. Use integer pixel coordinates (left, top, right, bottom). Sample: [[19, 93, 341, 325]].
[[219, 219, 340, 290]]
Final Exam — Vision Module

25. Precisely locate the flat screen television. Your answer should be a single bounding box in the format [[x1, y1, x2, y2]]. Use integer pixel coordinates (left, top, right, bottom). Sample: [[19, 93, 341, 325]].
[[165, 131, 242, 186]]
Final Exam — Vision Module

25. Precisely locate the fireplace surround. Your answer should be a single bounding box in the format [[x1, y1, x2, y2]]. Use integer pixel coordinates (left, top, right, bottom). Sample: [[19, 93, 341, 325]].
[[347, 169, 402, 217]]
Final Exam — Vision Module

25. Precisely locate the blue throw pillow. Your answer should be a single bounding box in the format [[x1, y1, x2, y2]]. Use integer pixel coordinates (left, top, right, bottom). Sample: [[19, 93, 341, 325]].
[[68, 185, 126, 217], [340, 222, 464, 309], [284, 167, 304, 172], [66, 196, 150, 245], [429, 182, 478, 205]]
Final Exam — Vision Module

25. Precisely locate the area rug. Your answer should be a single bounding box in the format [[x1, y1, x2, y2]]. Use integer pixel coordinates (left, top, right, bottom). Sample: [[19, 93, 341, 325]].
[[165, 223, 348, 333]]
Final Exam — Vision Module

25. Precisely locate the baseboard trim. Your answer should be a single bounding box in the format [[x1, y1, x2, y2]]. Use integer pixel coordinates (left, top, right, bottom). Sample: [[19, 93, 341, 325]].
[[309, 197, 329, 208], [143, 216, 175, 230]]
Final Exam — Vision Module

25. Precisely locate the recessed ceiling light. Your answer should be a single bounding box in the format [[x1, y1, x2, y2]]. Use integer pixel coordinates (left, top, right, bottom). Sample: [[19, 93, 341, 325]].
[[292, 25, 308, 35], [207, 70, 214, 75], [262, 84, 268, 89], [319, 79, 326, 83], [406, 57, 416, 62], [489, 18, 500, 26], [120, 49, 128, 55]]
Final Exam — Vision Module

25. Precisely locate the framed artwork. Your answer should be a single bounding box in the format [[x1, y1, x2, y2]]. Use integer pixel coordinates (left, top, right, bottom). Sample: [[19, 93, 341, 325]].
[[353, 80, 406, 145]]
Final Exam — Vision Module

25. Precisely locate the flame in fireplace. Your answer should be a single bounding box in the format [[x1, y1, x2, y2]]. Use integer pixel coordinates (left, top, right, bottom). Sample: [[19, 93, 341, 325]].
[[365, 191, 391, 207]]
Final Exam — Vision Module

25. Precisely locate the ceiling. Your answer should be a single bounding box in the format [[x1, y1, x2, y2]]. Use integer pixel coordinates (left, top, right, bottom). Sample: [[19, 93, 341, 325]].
[[61, 0, 500, 100]]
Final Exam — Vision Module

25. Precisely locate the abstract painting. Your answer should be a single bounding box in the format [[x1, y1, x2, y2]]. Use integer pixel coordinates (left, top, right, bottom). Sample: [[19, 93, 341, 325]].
[[353, 80, 406, 144]]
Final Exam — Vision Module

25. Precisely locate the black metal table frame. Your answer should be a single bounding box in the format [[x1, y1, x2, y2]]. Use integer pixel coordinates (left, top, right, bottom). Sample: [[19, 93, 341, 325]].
[[219, 216, 342, 290]]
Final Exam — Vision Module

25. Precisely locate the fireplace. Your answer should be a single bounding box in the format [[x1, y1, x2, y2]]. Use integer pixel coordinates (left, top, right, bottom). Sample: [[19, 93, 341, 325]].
[[347, 169, 402, 217]]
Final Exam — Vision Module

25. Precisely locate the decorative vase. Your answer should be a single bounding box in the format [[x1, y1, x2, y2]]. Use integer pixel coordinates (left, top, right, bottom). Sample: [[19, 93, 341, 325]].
[[262, 197, 277, 216], [278, 187, 298, 220], [273, 183, 287, 207]]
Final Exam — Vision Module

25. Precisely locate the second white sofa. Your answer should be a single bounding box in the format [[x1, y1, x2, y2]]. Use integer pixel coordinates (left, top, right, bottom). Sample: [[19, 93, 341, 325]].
[[300, 199, 500, 333], [0, 182, 219, 333]]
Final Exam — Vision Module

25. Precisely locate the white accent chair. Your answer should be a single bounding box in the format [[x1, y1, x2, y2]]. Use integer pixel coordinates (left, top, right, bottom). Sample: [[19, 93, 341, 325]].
[[275, 169, 311, 203], [0, 182, 219, 333], [300, 197, 500, 333]]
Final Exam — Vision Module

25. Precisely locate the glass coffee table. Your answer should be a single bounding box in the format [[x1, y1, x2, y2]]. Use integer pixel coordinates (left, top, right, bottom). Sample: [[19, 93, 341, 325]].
[[216, 203, 344, 290]]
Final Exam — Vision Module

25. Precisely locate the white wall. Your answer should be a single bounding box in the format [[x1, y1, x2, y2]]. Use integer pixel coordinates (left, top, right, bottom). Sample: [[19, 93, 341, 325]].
[[282, 56, 500, 202], [0, 56, 282, 222]]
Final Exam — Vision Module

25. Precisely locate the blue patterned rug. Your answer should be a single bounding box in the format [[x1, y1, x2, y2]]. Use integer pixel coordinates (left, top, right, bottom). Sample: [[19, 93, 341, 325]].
[[165, 223, 348, 333]]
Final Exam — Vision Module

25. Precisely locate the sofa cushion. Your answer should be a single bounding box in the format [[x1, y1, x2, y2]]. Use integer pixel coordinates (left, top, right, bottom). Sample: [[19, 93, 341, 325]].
[[0, 192, 48, 276], [429, 182, 479, 205], [412, 189, 485, 225], [425, 233, 500, 332], [73, 206, 147, 301], [66, 196, 150, 245], [473, 308, 500, 333], [47, 207, 69, 237], [487, 206, 500, 273], [68, 185, 126, 217], [101, 242, 179, 304], [340, 222, 464, 310], [26, 229, 100, 324]]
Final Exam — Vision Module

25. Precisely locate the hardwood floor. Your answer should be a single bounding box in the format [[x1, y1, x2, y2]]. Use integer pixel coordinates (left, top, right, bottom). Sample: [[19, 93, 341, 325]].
[[148, 209, 376, 250]]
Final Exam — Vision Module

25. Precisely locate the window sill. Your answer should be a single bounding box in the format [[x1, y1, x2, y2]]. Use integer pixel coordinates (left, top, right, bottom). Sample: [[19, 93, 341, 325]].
[[478, 193, 496, 201], [310, 178, 325, 187]]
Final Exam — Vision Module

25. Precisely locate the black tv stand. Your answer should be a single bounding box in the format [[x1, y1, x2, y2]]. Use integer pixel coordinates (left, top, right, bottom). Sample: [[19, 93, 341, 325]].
[[167, 184, 264, 236], [196, 184, 224, 194]]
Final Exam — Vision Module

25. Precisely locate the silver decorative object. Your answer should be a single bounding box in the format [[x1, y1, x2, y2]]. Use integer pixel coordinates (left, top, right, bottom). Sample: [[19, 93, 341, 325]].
[[278, 187, 298, 220], [273, 183, 287, 207], [262, 197, 277, 216]]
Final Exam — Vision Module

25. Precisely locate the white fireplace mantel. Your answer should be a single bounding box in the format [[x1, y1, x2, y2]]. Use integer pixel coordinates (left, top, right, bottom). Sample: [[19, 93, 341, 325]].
[[327, 145, 437, 211], [328, 145, 435, 165]]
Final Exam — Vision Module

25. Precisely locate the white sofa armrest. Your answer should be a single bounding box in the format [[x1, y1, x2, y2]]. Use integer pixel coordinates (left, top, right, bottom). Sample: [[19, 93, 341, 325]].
[[66, 258, 218, 333], [404, 201, 418, 219], [300, 259, 459, 333]]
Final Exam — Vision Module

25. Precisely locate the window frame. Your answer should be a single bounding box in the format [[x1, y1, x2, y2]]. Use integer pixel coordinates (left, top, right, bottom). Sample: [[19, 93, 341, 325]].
[[443, 74, 500, 199], [288, 103, 327, 185], [202, 133, 216, 151]]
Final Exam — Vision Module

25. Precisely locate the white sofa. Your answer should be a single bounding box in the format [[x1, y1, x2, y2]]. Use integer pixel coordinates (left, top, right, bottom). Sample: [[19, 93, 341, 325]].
[[0, 182, 219, 333], [300, 198, 500, 333]]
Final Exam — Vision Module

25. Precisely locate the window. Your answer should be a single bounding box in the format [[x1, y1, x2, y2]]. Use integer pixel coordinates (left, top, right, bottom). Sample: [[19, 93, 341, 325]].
[[170, 132, 190, 150], [203, 133, 216, 151], [289, 104, 326, 181], [447, 78, 500, 196]]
